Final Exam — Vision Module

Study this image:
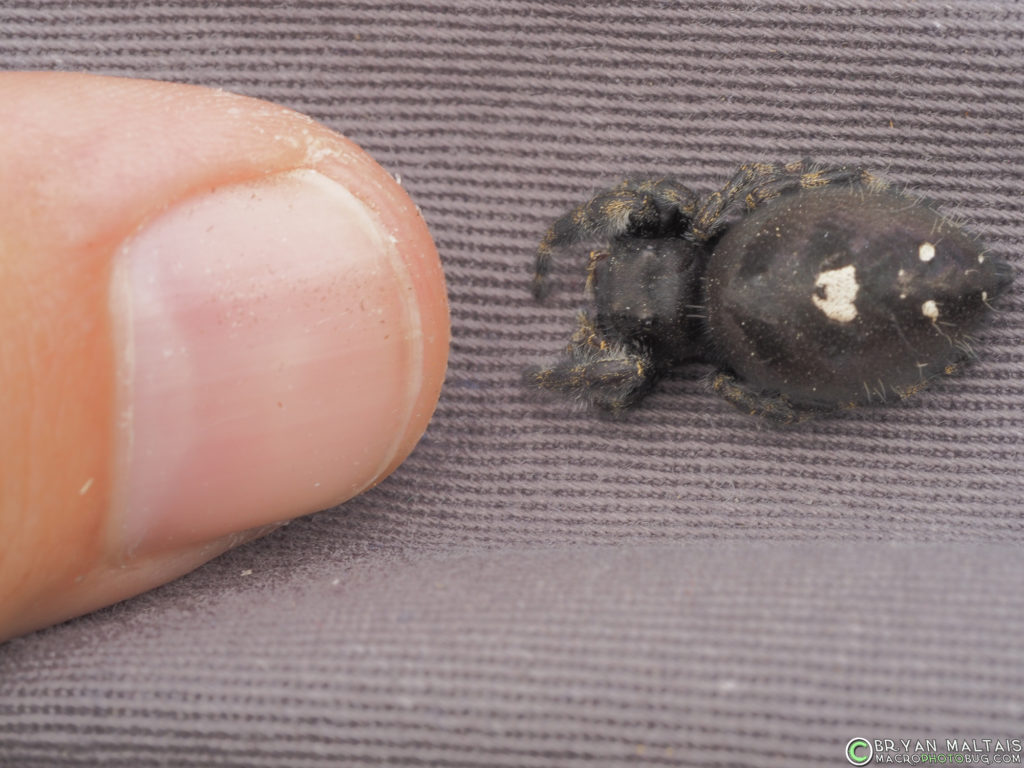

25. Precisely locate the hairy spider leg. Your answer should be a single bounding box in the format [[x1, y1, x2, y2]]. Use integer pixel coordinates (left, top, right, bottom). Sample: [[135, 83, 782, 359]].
[[692, 160, 883, 242], [527, 312, 658, 409], [709, 372, 805, 425], [532, 178, 699, 299]]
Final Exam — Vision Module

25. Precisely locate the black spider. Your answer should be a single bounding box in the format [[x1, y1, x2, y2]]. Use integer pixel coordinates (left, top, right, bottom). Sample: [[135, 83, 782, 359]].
[[527, 160, 1014, 423]]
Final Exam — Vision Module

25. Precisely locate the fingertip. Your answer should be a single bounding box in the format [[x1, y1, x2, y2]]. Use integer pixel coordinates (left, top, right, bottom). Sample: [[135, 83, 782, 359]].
[[0, 74, 449, 639]]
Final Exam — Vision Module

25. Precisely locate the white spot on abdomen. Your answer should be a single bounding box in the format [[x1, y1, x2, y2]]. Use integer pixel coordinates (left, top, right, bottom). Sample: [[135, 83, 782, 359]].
[[812, 264, 859, 323], [922, 299, 939, 320], [919, 242, 936, 262]]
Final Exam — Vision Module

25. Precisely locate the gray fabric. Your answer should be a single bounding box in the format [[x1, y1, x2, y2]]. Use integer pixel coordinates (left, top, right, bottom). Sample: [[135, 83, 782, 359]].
[[4, 545, 1024, 767], [2, 1, 1023, 766]]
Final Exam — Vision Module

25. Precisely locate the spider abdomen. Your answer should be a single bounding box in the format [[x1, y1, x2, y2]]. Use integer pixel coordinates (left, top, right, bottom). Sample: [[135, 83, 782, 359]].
[[704, 186, 1012, 408]]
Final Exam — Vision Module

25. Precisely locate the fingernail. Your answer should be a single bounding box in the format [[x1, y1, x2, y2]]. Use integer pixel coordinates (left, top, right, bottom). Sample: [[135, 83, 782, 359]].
[[109, 169, 448, 555]]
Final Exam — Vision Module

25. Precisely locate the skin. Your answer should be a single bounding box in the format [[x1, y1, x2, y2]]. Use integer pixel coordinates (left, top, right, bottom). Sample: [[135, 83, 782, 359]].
[[0, 73, 449, 641]]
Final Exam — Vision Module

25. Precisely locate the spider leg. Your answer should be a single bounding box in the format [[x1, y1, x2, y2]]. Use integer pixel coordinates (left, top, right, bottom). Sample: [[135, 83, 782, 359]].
[[532, 178, 699, 299], [692, 159, 884, 242], [710, 371, 807, 425], [527, 312, 659, 409]]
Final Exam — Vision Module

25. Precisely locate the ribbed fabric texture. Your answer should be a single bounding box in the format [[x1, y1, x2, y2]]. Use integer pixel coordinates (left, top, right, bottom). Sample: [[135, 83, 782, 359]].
[[4, 545, 1024, 767], [2, 1, 1023, 766]]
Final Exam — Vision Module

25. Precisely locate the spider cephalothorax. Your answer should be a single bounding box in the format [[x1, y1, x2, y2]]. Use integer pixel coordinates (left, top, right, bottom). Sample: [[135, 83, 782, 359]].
[[528, 160, 1014, 423]]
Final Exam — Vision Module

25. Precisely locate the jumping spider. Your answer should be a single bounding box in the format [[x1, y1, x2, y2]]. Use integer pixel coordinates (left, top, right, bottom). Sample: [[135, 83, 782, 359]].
[[528, 160, 1014, 423]]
